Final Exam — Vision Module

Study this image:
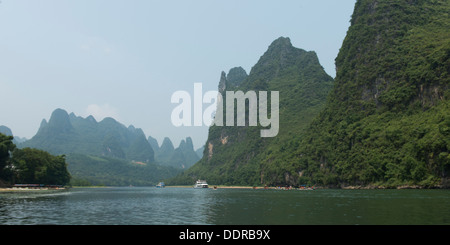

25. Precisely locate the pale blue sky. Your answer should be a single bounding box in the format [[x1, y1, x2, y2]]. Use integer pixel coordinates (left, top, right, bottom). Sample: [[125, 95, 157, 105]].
[[0, 0, 356, 149]]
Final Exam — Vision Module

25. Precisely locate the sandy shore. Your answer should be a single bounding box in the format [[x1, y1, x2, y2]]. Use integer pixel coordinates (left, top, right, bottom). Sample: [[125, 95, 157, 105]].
[[166, 185, 289, 190], [167, 185, 256, 189]]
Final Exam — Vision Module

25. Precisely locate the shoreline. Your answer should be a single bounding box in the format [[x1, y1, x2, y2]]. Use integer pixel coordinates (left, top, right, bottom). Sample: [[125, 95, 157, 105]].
[[341, 185, 446, 190], [167, 185, 447, 190], [167, 185, 307, 190], [3, 185, 445, 191], [0, 188, 67, 192]]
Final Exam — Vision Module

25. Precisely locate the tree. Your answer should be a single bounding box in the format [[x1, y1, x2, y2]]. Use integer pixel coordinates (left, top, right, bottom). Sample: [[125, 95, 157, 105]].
[[0, 133, 16, 182], [12, 148, 71, 185]]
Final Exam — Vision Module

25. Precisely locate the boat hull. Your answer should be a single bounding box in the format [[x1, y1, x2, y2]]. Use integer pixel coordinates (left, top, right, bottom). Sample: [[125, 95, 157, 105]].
[[193, 180, 208, 188]]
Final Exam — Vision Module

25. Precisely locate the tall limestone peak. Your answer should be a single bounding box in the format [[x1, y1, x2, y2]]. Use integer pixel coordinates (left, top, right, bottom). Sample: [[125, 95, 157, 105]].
[[226, 67, 248, 88], [218, 67, 248, 93], [178, 137, 195, 151], [172, 36, 334, 186], [127, 131, 154, 163], [292, 0, 450, 188], [184, 137, 194, 151], [159, 137, 175, 153], [147, 136, 160, 153], [154, 137, 200, 169], [47, 108, 73, 133], [266, 36, 293, 52], [257, 37, 297, 67], [246, 36, 326, 91]]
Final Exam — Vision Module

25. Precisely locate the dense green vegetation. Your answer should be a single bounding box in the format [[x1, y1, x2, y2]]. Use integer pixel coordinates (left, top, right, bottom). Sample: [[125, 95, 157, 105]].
[[0, 133, 16, 184], [167, 37, 334, 186], [0, 133, 71, 186], [289, 0, 450, 188], [66, 153, 182, 186], [12, 148, 71, 185], [169, 0, 449, 188]]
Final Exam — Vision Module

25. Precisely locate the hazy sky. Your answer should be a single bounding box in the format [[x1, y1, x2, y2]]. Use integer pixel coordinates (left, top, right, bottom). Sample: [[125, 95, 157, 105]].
[[0, 0, 356, 149]]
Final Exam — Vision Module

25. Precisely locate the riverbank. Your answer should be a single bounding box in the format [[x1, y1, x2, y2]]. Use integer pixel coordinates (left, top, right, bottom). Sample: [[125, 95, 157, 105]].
[[167, 185, 257, 189], [341, 185, 447, 190], [167, 184, 448, 190], [0, 187, 68, 192], [166, 185, 315, 190]]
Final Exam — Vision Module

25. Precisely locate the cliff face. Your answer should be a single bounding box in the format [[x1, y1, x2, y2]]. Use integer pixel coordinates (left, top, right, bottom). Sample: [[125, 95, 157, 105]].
[[293, 0, 450, 188], [333, 0, 449, 113], [175, 37, 334, 186]]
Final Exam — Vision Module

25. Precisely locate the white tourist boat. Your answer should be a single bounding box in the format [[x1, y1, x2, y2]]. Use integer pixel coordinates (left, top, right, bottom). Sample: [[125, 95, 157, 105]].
[[194, 180, 208, 189]]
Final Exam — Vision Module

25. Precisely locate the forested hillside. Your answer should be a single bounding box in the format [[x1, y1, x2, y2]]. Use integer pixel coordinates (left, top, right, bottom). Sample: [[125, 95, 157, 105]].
[[292, 0, 450, 188], [66, 153, 181, 186], [169, 37, 334, 186], [169, 0, 449, 188]]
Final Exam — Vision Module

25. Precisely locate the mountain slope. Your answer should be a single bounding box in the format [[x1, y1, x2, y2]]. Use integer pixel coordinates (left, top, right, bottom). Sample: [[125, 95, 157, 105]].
[[170, 0, 449, 188], [66, 153, 181, 186], [20, 108, 155, 163], [170, 37, 334, 186], [292, 0, 450, 188], [152, 137, 200, 169]]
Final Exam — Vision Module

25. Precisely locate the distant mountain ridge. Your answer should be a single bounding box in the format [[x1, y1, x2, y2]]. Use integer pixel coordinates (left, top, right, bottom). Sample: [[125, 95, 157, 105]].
[[150, 136, 200, 169], [12, 108, 202, 186], [20, 108, 200, 169], [21, 108, 155, 163]]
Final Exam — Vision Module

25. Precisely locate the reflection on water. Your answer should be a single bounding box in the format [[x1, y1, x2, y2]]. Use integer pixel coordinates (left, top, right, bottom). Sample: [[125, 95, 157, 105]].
[[1, 187, 449, 225]]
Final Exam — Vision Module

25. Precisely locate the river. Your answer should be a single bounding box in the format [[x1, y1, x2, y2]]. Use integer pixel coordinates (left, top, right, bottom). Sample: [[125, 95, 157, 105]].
[[1, 187, 449, 225]]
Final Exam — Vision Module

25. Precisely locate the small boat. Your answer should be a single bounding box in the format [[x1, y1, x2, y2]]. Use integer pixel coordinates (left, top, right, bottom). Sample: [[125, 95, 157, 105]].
[[194, 180, 208, 189], [156, 182, 165, 188]]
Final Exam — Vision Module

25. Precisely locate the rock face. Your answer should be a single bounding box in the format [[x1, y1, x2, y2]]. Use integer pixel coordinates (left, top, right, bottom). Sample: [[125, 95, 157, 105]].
[[174, 37, 334, 186]]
